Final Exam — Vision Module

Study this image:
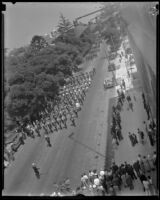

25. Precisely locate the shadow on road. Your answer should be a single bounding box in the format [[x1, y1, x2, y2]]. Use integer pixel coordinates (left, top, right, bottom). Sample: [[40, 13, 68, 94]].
[[68, 133, 105, 158]]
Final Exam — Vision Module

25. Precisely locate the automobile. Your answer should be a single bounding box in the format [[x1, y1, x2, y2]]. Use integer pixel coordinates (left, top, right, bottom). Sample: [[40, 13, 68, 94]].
[[109, 53, 117, 61], [108, 63, 120, 72], [104, 77, 115, 89], [130, 58, 135, 66]]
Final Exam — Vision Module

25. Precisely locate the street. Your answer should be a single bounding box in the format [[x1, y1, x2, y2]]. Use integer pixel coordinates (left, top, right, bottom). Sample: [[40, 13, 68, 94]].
[[3, 41, 116, 196]]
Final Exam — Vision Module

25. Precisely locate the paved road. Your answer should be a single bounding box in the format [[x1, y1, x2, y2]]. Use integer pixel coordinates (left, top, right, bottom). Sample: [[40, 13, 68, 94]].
[[3, 41, 116, 196]]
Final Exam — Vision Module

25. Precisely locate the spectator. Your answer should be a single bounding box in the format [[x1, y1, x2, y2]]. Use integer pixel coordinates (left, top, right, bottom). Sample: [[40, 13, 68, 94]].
[[88, 170, 94, 185], [137, 128, 145, 145], [94, 177, 100, 187], [147, 176, 156, 195], [132, 160, 141, 177], [80, 174, 88, 189], [112, 174, 121, 191], [101, 173, 108, 194], [139, 173, 147, 192], [152, 151, 157, 169], [83, 173, 89, 186], [127, 164, 137, 180], [147, 129, 155, 146], [143, 156, 151, 173], [111, 162, 118, 174], [132, 133, 138, 145], [147, 154, 155, 171], [128, 132, 134, 146], [120, 173, 127, 188], [108, 184, 116, 196], [142, 178, 151, 195], [93, 169, 98, 179], [126, 172, 134, 190]]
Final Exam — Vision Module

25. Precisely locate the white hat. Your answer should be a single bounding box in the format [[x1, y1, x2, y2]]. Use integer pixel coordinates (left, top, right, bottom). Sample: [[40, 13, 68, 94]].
[[94, 178, 100, 186], [93, 184, 96, 188], [100, 170, 105, 176], [50, 192, 57, 196]]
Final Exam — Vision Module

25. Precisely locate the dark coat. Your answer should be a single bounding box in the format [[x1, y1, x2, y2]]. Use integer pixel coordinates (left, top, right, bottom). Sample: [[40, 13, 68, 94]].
[[133, 161, 141, 172]]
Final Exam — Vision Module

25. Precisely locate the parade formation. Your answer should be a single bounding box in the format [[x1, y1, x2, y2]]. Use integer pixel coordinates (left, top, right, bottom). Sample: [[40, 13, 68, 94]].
[[4, 2, 157, 197]]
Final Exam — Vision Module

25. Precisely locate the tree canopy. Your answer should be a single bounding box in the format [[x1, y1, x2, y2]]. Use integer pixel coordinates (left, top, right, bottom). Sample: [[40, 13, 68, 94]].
[[4, 14, 97, 134]]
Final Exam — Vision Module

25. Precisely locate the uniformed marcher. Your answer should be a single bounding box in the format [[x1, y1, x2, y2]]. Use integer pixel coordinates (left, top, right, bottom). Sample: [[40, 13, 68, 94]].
[[45, 134, 52, 147]]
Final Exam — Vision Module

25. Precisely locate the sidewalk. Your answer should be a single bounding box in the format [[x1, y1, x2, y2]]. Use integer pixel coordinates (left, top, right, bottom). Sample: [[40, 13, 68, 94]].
[[114, 88, 156, 195], [105, 38, 157, 195]]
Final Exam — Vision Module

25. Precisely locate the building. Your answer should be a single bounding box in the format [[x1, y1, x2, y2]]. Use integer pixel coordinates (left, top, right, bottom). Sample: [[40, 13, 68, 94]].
[[120, 2, 157, 120]]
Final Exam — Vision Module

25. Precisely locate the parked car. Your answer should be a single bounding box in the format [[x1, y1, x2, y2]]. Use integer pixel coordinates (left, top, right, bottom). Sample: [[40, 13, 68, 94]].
[[104, 77, 115, 89], [109, 53, 117, 61]]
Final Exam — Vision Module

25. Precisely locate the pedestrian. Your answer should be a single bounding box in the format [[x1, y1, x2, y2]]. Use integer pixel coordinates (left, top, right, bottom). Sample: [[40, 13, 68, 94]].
[[142, 92, 146, 103], [147, 154, 155, 171], [120, 171, 127, 187], [127, 164, 137, 180], [147, 129, 155, 146], [118, 96, 123, 107], [112, 174, 121, 191], [137, 128, 145, 145], [138, 156, 146, 174], [32, 163, 40, 178], [147, 176, 156, 195], [101, 173, 108, 194], [117, 89, 120, 97], [80, 174, 88, 189], [145, 103, 151, 120], [112, 137, 119, 150], [129, 101, 133, 111], [126, 93, 132, 103], [132, 133, 138, 145], [126, 172, 134, 190], [111, 162, 119, 174], [45, 135, 51, 147], [139, 173, 147, 192], [116, 129, 123, 141], [108, 184, 116, 196], [121, 79, 126, 90], [128, 132, 134, 147], [121, 90, 125, 102], [88, 170, 94, 185], [132, 160, 141, 177], [83, 173, 89, 186], [143, 178, 151, 195], [152, 151, 157, 169], [70, 117, 76, 127], [142, 156, 151, 173], [116, 101, 122, 112]]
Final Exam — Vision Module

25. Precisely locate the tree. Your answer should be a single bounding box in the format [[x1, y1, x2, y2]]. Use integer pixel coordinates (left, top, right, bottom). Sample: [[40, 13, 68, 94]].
[[57, 14, 73, 37], [30, 35, 49, 53]]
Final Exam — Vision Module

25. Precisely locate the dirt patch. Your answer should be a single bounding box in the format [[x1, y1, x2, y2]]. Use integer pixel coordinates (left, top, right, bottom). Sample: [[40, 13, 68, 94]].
[[104, 96, 117, 170]]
